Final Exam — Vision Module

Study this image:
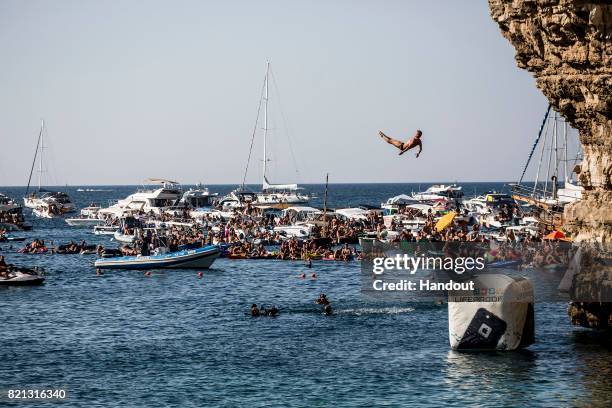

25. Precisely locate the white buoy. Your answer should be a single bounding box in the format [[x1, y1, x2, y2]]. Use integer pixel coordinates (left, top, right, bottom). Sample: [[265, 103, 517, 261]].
[[448, 274, 534, 350]]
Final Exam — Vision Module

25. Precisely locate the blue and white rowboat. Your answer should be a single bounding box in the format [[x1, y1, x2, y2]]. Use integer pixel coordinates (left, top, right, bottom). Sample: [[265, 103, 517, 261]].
[[94, 245, 220, 270]]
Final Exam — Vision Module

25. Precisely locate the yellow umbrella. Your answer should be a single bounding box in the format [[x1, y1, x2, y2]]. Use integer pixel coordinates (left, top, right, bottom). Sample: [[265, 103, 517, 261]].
[[435, 211, 457, 232]]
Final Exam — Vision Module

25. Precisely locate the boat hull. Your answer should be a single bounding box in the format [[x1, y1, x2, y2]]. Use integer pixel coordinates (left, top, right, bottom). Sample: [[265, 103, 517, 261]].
[[65, 218, 105, 227], [0, 273, 45, 286], [94, 246, 220, 270]]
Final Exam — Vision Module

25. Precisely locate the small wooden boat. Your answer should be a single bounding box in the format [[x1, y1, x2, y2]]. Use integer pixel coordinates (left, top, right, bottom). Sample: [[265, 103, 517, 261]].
[[94, 245, 220, 270]]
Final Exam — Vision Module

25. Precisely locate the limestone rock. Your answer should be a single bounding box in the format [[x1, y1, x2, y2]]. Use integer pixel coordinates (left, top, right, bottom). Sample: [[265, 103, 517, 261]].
[[489, 0, 612, 328]]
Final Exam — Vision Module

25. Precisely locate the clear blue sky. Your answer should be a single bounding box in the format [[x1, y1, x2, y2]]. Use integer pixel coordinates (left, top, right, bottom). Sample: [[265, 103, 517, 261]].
[[0, 0, 556, 186]]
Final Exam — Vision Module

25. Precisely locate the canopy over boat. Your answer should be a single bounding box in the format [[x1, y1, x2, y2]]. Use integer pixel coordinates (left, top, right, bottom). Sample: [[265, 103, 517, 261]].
[[281, 206, 321, 215], [334, 208, 371, 220], [146, 178, 179, 185]]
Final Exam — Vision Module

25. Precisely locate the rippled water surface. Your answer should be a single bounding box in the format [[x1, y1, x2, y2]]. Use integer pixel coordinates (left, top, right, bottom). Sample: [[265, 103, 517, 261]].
[[1, 184, 610, 407]]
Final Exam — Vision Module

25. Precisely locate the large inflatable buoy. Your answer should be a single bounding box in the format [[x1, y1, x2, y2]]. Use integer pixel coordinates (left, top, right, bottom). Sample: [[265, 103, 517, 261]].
[[448, 274, 534, 351]]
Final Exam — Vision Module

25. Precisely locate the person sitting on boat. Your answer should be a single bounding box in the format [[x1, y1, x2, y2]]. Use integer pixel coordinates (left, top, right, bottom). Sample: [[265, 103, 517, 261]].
[[379, 129, 423, 157]]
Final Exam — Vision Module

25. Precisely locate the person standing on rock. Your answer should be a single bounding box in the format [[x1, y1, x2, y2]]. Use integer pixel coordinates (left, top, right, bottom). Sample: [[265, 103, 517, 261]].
[[379, 129, 423, 157]]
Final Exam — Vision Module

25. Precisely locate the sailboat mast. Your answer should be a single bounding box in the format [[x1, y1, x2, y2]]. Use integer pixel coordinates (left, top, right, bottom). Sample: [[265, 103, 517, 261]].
[[38, 119, 44, 192], [564, 120, 569, 183], [262, 61, 270, 189]]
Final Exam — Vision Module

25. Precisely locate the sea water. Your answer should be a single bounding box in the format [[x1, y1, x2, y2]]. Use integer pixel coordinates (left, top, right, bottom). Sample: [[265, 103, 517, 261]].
[[0, 183, 610, 407]]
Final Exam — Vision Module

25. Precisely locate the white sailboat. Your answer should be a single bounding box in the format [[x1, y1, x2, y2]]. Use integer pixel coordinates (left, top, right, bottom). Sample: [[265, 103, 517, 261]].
[[510, 106, 583, 225], [23, 120, 75, 217], [250, 62, 309, 209]]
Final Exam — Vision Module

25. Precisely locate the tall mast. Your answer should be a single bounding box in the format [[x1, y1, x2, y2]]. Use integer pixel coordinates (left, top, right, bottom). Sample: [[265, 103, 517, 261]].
[[262, 61, 270, 189], [564, 120, 569, 183], [38, 119, 44, 192]]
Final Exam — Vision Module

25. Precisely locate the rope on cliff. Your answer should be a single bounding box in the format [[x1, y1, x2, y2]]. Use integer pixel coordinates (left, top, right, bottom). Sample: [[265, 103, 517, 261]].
[[518, 104, 552, 184]]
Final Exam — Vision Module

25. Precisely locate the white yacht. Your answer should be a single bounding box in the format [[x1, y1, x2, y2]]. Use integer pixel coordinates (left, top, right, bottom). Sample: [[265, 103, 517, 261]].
[[98, 178, 182, 218], [218, 189, 258, 210], [65, 206, 104, 227], [411, 184, 463, 203], [178, 184, 218, 208]]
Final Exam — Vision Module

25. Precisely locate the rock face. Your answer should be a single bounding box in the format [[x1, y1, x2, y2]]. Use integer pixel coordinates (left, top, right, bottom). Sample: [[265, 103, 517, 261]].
[[489, 0, 611, 242], [489, 0, 611, 328]]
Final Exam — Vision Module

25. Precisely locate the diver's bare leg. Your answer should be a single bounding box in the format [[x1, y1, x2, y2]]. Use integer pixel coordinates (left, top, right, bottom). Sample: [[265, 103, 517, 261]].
[[379, 131, 404, 150]]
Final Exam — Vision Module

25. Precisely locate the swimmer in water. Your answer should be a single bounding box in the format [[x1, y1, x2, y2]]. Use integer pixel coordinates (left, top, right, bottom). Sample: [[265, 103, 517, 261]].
[[315, 293, 333, 315], [251, 303, 261, 317], [379, 129, 423, 157], [267, 306, 279, 317]]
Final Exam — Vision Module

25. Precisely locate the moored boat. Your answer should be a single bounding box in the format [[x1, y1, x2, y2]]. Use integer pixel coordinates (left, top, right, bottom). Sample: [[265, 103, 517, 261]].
[[0, 269, 45, 286], [94, 245, 220, 270], [65, 217, 105, 227]]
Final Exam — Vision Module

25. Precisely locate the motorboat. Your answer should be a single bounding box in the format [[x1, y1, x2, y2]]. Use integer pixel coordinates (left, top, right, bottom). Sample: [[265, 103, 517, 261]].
[[0, 194, 30, 231], [94, 245, 220, 270], [412, 184, 463, 203], [114, 230, 137, 244], [179, 184, 218, 208], [0, 268, 45, 286], [65, 217, 105, 227], [80, 205, 101, 218], [25, 191, 76, 215], [274, 224, 314, 239], [0, 193, 21, 213], [281, 206, 322, 221], [218, 189, 258, 209], [381, 194, 419, 215], [32, 200, 65, 218], [65, 205, 105, 227], [98, 178, 182, 218], [93, 225, 120, 235]]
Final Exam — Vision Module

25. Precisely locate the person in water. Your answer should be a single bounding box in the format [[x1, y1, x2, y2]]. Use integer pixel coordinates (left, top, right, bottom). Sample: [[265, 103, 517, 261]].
[[379, 129, 423, 157], [0, 255, 8, 278], [315, 293, 333, 315], [251, 303, 261, 317]]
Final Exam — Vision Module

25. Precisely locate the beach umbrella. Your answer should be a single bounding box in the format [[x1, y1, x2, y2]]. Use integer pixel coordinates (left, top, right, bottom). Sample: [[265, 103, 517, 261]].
[[435, 211, 456, 232], [543, 230, 565, 240]]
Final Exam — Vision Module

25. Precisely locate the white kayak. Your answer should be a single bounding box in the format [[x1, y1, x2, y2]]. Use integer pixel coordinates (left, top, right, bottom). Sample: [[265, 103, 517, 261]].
[[94, 245, 220, 270]]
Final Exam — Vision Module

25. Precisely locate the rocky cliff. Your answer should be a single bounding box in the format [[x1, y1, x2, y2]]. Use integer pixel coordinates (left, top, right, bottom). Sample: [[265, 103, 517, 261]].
[[489, 0, 611, 241], [489, 0, 611, 328]]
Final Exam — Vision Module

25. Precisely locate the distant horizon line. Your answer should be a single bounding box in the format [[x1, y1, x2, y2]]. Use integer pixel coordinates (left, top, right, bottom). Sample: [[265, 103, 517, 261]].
[[1, 180, 527, 188]]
